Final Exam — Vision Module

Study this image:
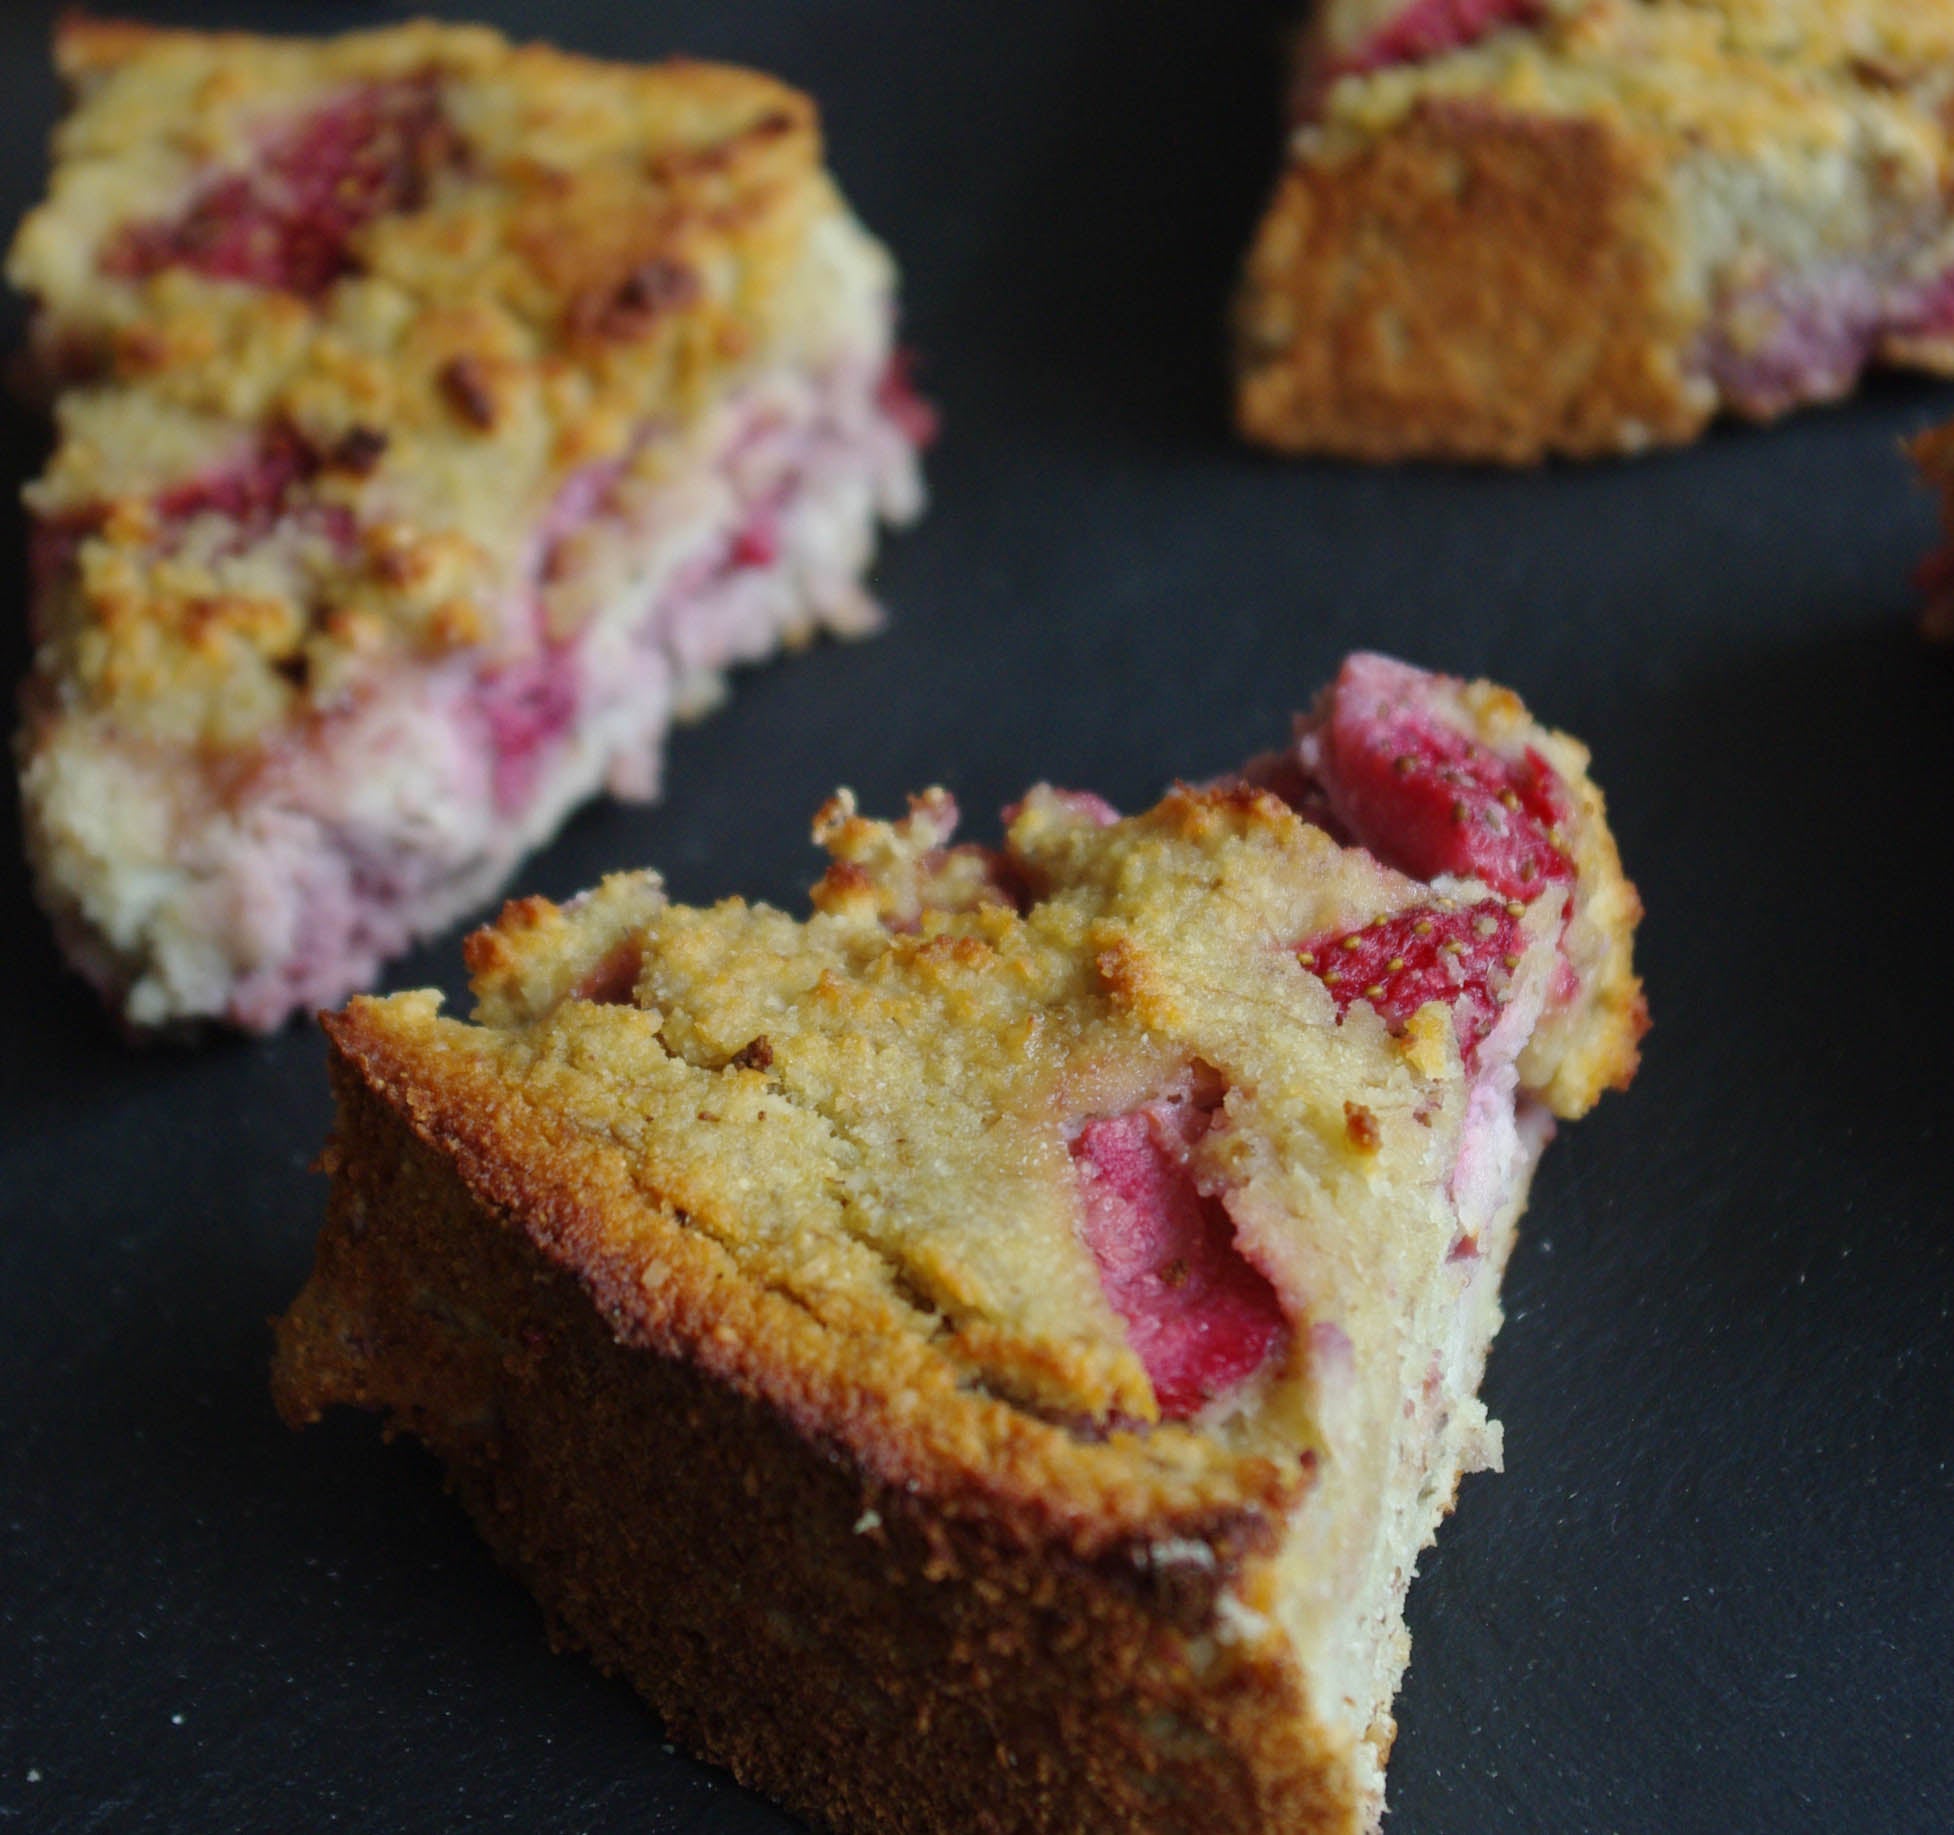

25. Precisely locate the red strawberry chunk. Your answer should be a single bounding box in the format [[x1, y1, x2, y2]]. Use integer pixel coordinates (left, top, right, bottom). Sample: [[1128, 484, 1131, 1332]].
[[1330, 0, 1543, 77], [1071, 1101, 1288, 1419], [875, 349, 941, 449], [106, 80, 456, 297], [1318, 654, 1573, 904], [36, 430, 360, 637], [145, 428, 360, 571], [1298, 898, 1521, 1072], [728, 511, 782, 569], [155, 427, 318, 539]]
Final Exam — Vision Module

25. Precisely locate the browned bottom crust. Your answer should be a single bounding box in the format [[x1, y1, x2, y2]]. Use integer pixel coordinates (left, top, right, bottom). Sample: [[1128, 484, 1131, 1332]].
[[273, 1049, 1366, 1835], [1234, 102, 1706, 464]]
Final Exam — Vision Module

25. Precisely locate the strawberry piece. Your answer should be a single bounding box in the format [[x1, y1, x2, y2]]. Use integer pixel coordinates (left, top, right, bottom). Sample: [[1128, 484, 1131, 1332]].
[[155, 427, 318, 538], [569, 939, 646, 1007], [1071, 1101, 1287, 1418], [35, 431, 357, 641], [875, 349, 941, 449], [728, 512, 782, 570], [1298, 898, 1521, 1072], [146, 428, 359, 570], [106, 80, 456, 297], [1317, 654, 1573, 904], [1329, 0, 1543, 77]]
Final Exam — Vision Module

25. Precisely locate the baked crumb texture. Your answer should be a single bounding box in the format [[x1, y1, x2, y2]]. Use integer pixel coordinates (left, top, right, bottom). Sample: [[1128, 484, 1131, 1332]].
[[275, 655, 1645, 1835], [9, 17, 929, 1031], [1237, 0, 1954, 462]]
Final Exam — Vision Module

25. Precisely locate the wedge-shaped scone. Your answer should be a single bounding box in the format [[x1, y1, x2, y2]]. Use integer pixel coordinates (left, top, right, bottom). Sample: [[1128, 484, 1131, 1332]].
[[1237, 0, 1954, 462], [9, 18, 929, 1030], [274, 655, 1644, 1835]]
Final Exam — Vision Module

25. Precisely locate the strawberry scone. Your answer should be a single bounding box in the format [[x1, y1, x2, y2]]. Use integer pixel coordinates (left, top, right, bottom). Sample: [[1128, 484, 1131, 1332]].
[[8, 18, 929, 1031], [274, 655, 1644, 1835], [1237, 0, 1954, 462]]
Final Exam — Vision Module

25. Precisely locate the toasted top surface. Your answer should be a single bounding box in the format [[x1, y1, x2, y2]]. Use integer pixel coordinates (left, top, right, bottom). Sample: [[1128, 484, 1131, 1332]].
[[11, 18, 894, 746], [331, 792, 1461, 1544], [1311, 0, 1954, 167], [326, 666, 1641, 1546]]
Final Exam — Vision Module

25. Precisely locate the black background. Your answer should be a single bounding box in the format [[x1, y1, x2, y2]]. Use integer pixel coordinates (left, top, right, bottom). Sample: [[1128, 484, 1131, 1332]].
[[4, 4, 1952, 1830]]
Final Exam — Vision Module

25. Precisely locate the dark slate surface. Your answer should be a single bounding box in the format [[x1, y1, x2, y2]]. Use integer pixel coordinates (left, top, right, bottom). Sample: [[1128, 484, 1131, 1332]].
[[3, 4, 1951, 1831]]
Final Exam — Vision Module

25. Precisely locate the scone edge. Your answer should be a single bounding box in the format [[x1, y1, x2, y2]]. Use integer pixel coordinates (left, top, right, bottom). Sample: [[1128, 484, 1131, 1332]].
[[1234, 100, 1709, 464], [273, 1001, 1373, 1835]]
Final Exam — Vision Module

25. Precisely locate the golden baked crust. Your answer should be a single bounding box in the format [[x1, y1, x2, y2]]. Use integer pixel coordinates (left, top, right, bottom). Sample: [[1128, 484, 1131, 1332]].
[[11, 16, 868, 744], [1238, 0, 1954, 462], [275, 663, 1644, 1834], [1238, 102, 1702, 462]]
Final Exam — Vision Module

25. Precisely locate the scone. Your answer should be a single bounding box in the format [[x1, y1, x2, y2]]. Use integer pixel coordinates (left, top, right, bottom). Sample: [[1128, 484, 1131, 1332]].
[[9, 17, 929, 1031], [1237, 0, 1954, 462], [274, 654, 1645, 1835]]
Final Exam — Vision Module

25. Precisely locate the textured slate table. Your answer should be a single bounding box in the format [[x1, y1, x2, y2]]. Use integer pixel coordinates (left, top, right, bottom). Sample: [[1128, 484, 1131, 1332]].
[[4, 4, 1951, 1830]]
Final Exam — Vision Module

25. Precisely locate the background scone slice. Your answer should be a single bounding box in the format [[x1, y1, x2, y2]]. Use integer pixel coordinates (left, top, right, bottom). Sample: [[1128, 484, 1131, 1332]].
[[10, 17, 929, 1031], [275, 656, 1643, 1835], [1237, 0, 1954, 462]]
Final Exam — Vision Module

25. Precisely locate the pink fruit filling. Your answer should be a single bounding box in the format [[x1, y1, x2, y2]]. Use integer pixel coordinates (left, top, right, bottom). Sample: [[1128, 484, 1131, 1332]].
[[29, 429, 362, 638], [1328, 0, 1544, 79], [32, 338, 925, 1032], [1307, 654, 1573, 903], [875, 349, 941, 449], [1699, 264, 1954, 420], [150, 426, 360, 558], [728, 514, 782, 570], [105, 78, 457, 296], [157, 429, 313, 527], [1071, 1098, 1289, 1419], [1296, 898, 1521, 1073], [476, 651, 582, 816], [1232, 655, 1588, 1027]]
